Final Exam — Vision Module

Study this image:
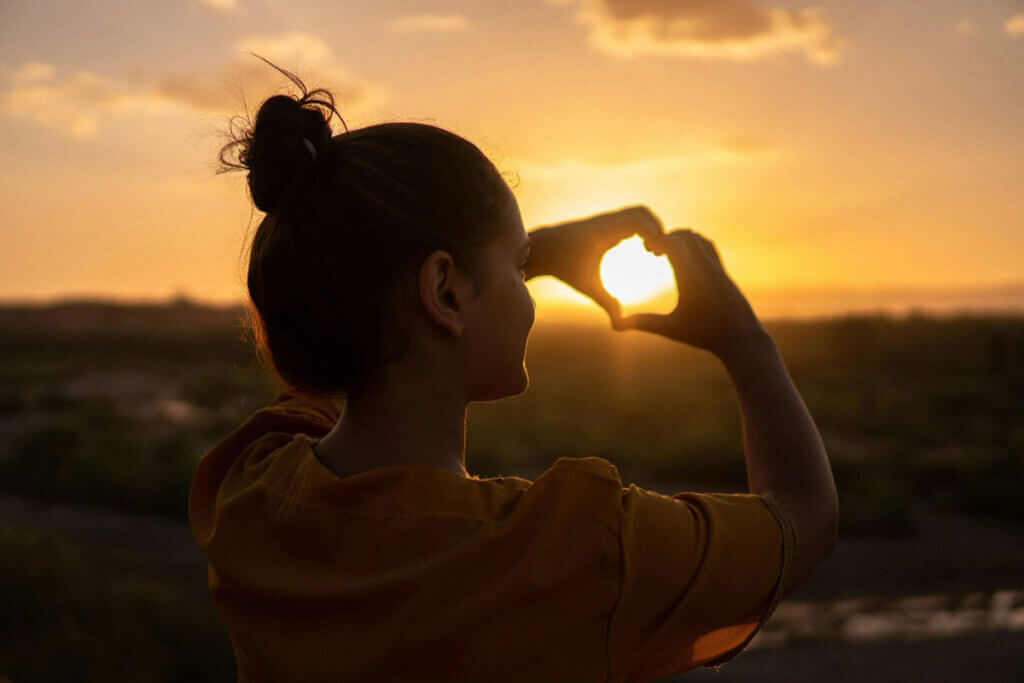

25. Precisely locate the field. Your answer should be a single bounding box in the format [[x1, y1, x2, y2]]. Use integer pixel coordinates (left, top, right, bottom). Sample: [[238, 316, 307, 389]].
[[1, 299, 1023, 681]]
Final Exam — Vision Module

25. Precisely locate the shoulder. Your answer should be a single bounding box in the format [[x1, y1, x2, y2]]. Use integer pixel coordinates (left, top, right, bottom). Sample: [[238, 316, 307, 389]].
[[512, 456, 624, 536], [543, 455, 622, 483]]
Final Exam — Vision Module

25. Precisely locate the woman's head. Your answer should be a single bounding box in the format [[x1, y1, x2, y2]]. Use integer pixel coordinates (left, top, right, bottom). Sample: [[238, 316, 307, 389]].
[[221, 61, 535, 403]]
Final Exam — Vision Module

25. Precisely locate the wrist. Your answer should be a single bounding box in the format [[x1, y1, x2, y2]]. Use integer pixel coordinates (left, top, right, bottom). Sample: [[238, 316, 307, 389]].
[[524, 226, 561, 279], [716, 325, 777, 374]]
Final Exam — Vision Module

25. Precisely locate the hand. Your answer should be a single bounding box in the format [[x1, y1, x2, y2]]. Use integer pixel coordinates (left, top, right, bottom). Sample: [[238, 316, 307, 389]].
[[528, 205, 666, 325], [615, 228, 768, 360]]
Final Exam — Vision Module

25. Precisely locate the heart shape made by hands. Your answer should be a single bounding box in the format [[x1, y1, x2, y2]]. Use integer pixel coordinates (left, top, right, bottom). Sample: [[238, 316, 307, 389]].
[[598, 235, 676, 318]]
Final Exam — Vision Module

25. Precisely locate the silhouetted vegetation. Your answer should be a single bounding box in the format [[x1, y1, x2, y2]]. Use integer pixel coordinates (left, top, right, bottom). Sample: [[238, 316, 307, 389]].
[[1, 301, 1023, 534], [1, 300, 1023, 681]]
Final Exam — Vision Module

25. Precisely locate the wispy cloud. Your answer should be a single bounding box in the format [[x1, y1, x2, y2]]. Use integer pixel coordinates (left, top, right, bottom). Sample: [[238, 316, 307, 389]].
[[717, 133, 771, 156], [194, 0, 238, 13], [386, 13, 471, 34], [156, 32, 389, 115], [0, 65, 176, 139], [0, 33, 388, 139], [549, 0, 846, 65], [10, 61, 56, 82], [953, 19, 976, 37], [516, 142, 779, 181], [1006, 12, 1024, 36]]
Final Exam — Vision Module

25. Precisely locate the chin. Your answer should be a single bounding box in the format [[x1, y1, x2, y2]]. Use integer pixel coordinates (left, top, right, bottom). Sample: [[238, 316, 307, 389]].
[[510, 364, 529, 396], [475, 365, 529, 402]]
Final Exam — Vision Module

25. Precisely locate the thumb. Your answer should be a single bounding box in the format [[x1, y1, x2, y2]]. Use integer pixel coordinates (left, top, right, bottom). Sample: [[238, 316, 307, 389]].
[[614, 312, 673, 336], [590, 290, 622, 327]]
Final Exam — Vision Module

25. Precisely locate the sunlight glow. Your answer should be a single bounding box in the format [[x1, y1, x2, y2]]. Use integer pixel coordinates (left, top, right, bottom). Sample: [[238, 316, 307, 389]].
[[599, 236, 675, 306]]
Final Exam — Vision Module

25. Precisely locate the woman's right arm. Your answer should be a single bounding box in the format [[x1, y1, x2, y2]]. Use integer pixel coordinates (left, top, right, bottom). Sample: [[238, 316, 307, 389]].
[[616, 228, 838, 598], [717, 327, 838, 597]]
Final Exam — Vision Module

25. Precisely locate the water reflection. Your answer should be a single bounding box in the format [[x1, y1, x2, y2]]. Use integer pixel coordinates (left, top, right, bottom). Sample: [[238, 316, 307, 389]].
[[752, 589, 1024, 649]]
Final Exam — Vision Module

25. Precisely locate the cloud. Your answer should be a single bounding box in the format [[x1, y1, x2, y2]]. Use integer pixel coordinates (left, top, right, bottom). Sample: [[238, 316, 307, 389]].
[[194, 0, 238, 12], [1006, 12, 1024, 36], [0, 66, 176, 139], [953, 19, 976, 37], [0, 33, 388, 139], [718, 133, 770, 155], [550, 0, 846, 65], [516, 141, 777, 181], [386, 13, 471, 33], [155, 32, 388, 116], [10, 61, 56, 82]]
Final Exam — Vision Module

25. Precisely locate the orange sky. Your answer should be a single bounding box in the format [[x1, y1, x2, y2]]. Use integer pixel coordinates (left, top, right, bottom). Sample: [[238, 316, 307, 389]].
[[1, 0, 1022, 319]]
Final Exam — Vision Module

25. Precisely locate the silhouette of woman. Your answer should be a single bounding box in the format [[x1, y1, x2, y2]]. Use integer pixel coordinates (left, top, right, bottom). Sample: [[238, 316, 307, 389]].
[[189, 58, 838, 682]]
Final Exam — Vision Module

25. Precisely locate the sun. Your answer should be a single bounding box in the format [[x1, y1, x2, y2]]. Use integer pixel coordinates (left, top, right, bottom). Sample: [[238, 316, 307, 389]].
[[599, 236, 675, 306]]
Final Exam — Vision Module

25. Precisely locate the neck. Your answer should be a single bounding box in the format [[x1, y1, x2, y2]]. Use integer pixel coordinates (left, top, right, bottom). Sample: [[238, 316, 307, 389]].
[[314, 364, 469, 478]]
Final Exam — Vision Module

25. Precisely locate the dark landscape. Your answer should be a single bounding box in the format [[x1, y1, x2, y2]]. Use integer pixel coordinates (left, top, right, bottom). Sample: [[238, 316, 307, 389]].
[[1, 298, 1023, 682]]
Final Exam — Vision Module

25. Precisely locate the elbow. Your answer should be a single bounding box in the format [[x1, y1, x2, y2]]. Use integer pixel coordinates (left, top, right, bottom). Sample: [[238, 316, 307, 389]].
[[773, 492, 838, 598], [800, 491, 840, 572]]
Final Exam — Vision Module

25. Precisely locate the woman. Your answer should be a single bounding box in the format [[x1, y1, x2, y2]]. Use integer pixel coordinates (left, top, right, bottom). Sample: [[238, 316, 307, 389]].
[[189, 62, 838, 682]]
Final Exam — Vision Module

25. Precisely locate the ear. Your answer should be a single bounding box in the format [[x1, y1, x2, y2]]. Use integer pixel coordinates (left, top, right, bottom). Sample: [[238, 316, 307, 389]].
[[418, 249, 466, 337]]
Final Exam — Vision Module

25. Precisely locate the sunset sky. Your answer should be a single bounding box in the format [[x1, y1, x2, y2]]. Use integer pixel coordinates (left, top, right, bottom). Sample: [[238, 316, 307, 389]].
[[1, 0, 1022, 320]]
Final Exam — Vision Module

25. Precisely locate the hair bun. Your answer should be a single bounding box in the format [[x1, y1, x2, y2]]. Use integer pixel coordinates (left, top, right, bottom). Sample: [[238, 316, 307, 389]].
[[217, 57, 344, 213], [244, 94, 332, 213]]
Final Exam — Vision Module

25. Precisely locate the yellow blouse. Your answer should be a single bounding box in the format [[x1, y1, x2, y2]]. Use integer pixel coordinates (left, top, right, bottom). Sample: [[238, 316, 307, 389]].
[[189, 390, 795, 682]]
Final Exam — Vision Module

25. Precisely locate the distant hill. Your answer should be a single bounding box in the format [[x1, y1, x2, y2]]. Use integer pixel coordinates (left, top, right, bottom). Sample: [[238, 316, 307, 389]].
[[0, 297, 248, 338]]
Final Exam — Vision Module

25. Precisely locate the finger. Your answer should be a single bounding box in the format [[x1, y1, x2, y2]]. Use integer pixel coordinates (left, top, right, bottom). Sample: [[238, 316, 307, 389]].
[[683, 230, 719, 273], [593, 204, 665, 243], [661, 229, 709, 288], [692, 232, 723, 268], [643, 232, 667, 255], [615, 312, 673, 335], [624, 204, 666, 241], [588, 287, 622, 324], [645, 224, 691, 255]]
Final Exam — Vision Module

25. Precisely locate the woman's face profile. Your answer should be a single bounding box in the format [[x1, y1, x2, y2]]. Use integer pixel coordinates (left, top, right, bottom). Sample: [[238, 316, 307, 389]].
[[462, 193, 536, 402]]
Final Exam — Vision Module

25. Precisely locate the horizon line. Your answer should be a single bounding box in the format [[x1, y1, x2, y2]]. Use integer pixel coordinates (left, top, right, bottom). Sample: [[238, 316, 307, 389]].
[[5, 281, 1024, 324]]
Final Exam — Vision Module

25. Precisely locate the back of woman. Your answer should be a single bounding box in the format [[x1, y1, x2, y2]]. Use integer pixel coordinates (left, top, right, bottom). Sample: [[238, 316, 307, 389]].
[[189, 59, 837, 683]]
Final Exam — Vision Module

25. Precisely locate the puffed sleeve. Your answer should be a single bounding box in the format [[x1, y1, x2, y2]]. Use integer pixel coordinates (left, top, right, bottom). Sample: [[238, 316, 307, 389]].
[[607, 485, 797, 682]]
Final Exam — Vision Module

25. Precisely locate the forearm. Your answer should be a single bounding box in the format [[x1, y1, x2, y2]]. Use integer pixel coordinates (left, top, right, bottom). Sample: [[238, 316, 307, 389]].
[[719, 330, 839, 590]]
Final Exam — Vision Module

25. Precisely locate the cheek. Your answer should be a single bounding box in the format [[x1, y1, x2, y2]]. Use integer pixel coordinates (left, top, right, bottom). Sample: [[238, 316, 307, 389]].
[[480, 272, 532, 340]]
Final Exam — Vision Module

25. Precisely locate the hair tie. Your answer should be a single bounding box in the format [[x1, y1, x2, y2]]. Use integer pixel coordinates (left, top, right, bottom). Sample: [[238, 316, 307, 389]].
[[302, 138, 317, 160]]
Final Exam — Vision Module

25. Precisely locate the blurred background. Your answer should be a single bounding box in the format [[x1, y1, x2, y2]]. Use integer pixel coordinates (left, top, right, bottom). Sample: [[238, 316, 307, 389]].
[[1, 0, 1023, 681]]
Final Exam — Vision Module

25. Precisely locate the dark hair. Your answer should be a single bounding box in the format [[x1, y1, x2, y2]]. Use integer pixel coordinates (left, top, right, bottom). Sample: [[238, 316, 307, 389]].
[[219, 57, 515, 399]]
